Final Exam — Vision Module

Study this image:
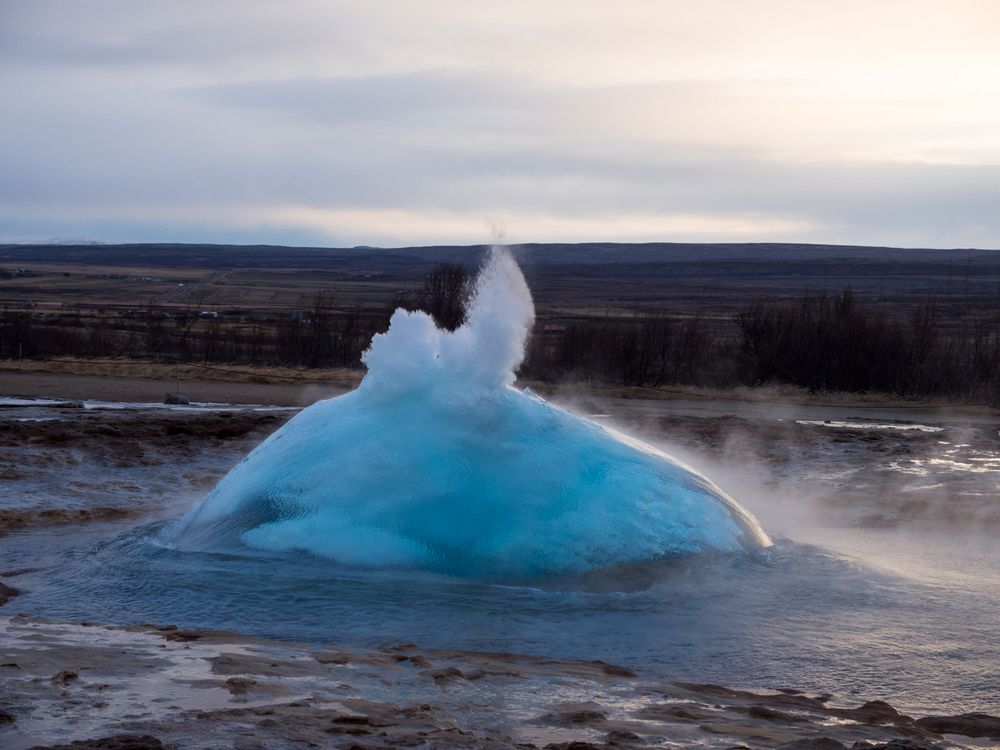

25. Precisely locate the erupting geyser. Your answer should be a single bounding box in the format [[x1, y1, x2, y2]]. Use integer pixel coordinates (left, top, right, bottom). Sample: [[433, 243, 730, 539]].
[[175, 249, 770, 577]]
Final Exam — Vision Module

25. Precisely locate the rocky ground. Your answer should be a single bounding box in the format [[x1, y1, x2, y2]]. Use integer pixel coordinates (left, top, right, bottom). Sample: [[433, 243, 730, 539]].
[[4, 393, 997, 539], [1, 390, 998, 749], [2, 615, 998, 750], [0, 406, 288, 536], [566, 395, 1000, 532]]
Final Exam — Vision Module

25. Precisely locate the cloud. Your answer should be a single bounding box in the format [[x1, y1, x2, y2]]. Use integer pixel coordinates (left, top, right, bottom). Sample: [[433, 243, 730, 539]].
[[1, 1, 998, 247]]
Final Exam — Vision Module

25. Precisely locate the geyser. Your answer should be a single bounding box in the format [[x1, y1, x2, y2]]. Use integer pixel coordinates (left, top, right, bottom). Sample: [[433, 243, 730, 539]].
[[175, 249, 770, 577]]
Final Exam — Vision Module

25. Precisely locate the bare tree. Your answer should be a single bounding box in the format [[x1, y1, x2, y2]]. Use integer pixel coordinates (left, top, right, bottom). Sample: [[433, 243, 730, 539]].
[[422, 264, 472, 330]]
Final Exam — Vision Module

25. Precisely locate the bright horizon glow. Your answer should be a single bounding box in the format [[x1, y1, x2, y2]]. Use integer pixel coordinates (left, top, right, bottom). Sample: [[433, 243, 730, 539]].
[[1, 1, 998, 248]]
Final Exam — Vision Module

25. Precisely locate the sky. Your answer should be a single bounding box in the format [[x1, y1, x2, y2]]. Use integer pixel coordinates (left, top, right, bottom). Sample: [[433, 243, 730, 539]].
[[1, 0, 999, 248]]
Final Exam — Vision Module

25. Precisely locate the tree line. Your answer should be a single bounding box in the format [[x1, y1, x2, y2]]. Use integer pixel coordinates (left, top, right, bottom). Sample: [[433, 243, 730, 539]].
[[3, 264, 999, 401]]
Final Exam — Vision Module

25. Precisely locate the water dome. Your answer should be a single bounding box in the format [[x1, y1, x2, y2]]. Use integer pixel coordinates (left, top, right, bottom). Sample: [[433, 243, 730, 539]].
[[174, 249, 770, 577]]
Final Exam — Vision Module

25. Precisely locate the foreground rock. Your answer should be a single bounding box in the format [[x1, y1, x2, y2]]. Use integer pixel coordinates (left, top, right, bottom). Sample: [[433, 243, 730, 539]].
[[1, 615, 992, 750], [915, 712, 1000, 739], [29, 735, 164, 750], [0, 582, 20, 606], [0, 408, 289, 537]]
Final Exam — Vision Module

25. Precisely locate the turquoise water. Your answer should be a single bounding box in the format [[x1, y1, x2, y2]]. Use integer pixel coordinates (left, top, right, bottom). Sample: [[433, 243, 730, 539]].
[[173, 386, 769, 577]]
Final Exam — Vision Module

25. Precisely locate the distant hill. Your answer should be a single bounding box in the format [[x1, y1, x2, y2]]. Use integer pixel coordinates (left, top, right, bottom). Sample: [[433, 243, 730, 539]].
[[0, 240, 997, 271], [2, 241, 998, 314]]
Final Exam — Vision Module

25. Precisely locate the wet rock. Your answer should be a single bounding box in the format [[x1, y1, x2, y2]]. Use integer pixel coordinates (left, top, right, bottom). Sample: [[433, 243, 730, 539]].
[[777, 739, 846, 750], [914, 712, 1000, 739], [210, 651, 322, 678], [596, 661, 637, 678], [741, 704, 811, 723], [51, 669, 79, 686], [313, 650, 351, 665], [428, 666, 464, 685], [164, 391, 189, 405], [0, 507, 138, 536], [225, 677, 257, 695], [395, 653, 431, 668], [27, 735, 164, 750], [633, 703, 711, 722], [674, 682, 829, 711], [0, 708, 15, 724], [338, 698, 403, 727], [0, 411, 282, 448], [162, 630, 202, 642], [539, 701, 608, 726], [0, 581, 20, 605], [1, 566, 43, 577], [606, 729, 643, 745], [834, 700, 911, 725], [0, 614, 982, 750]]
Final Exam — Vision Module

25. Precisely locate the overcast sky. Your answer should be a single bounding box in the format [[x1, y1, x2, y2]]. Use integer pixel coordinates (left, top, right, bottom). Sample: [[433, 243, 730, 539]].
[[2, 1, 998, 247]]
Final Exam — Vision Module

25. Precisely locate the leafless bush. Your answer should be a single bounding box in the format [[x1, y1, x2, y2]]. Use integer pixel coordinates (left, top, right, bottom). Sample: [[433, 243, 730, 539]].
[[734, 291, 1000, 398], [522, 314, 712, 387], [5, 284, 1000, 402], [421, 263, 473, 331]]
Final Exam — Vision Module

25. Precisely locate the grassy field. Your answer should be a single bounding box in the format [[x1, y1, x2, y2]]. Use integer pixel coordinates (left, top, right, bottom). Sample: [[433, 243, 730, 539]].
[[2, 241, 1000, 402], [4, 241, 1000, 319]]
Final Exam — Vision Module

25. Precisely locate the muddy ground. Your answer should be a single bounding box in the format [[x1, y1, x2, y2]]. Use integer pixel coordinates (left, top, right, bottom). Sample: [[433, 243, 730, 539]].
[[2, 615, 998, 750], [1, 385, 998, 748]]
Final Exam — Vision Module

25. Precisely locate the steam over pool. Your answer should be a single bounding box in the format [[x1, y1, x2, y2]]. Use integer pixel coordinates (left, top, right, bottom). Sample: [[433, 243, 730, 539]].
[[174, 249, 769, 576]]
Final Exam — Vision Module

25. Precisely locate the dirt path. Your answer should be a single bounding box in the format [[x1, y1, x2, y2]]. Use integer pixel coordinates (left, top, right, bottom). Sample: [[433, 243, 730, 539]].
[[2, 615, 988, 750], [0, 370, 346, 406], [4, 367, 1000, 425]]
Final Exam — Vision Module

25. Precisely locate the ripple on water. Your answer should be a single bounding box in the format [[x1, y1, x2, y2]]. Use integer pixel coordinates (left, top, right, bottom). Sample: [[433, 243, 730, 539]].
[[4, 523, 997, 716]]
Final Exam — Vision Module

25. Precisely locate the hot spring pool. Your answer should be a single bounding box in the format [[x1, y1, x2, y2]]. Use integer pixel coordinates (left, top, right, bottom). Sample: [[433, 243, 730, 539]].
[[4, 521, 998, 717]]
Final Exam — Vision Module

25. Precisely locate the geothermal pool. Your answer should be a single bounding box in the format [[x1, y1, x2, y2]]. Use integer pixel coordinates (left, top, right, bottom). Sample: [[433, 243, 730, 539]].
[[1, 250, 998, 726], [4, 514, 998, 717]]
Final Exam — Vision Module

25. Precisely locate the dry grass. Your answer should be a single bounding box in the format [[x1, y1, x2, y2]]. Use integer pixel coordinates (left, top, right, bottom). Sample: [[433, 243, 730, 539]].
[[0, 357, 363, 387]]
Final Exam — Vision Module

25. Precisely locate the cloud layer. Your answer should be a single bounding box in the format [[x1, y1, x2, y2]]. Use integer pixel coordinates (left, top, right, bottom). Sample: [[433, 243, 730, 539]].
[[2, 1, 998, 247]]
